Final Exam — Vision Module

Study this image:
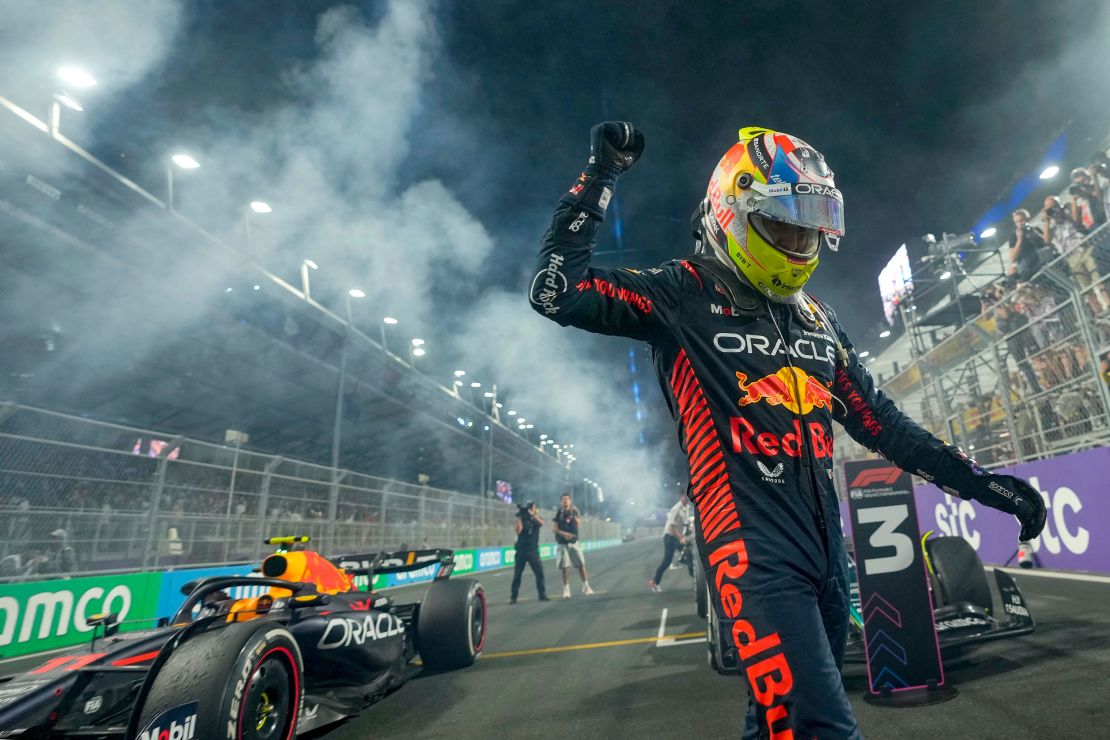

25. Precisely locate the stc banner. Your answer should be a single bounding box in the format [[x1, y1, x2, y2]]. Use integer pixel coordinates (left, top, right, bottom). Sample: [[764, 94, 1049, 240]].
[[838, 446, 1105, 574], [0, 539, 623, 659]]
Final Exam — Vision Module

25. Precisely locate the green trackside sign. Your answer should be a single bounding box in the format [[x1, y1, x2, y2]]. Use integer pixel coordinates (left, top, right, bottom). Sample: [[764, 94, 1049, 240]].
[[0, 572, 162, 659], [0, 540, 624, 659]]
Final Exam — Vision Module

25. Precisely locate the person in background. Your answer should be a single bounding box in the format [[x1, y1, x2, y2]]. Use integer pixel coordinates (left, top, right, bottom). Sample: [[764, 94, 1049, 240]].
[[1090, 150, 1110, 221], [1008, 208, 1046, 282], [1044, 194, 1110, 315], [1069, 167, 1106, 234], [553, 493, 594, 597], [27, 529, 79, 575], [648, 492, 691, 593], [510, 501, 548, 604]]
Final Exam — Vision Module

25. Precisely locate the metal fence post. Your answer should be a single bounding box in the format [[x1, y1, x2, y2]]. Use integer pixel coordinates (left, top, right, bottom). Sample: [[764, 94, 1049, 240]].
[[141, 437, 182, 571], [254, 456, 283, 560], [989, 340, 1024, 463], [418, 487, 427, 548], [327, 470, 347, 553], [1075, 293, 1110, 423]]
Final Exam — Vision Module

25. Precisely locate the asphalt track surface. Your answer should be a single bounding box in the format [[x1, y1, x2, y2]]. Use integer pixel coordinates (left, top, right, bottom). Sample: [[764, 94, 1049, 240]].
[[316, 539, 1110, 739], [3, 540, 1107, 738]]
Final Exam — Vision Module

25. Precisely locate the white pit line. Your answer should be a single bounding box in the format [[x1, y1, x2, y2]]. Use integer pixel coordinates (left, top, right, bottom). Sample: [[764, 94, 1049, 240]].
[[998, 566, 1110, 585], [655, 607, 707, 647]]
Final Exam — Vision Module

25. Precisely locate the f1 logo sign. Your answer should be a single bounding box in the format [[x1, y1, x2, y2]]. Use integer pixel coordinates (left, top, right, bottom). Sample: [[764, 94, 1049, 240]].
[[844, 459, 943, 694], [850, 466, 901, 488]]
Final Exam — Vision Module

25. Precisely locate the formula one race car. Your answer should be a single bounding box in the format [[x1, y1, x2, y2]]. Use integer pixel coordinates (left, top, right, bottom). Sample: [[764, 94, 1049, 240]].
[[699, 534, 1034, 674], [0, 536, 486, 738]]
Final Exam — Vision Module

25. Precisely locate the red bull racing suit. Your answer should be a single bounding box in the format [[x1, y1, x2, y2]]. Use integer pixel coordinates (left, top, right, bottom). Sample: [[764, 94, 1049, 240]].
[[531, 180, 1025, 739]]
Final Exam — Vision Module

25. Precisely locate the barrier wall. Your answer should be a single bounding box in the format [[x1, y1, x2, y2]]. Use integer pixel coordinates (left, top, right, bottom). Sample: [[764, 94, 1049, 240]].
[[0, 539, 622, 659], [839, 446, 1105, 573]]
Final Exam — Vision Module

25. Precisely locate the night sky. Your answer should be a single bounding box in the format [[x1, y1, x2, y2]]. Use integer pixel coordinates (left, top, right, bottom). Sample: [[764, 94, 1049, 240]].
[[87, 0, 1110, 343]]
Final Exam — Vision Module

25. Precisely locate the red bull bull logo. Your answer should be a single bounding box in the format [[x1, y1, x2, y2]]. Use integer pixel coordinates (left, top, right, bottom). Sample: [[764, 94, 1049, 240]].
[[736, 367, 833, 416]]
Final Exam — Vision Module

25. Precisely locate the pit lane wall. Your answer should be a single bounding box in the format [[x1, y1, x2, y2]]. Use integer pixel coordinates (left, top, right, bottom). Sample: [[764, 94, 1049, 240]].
[[839, 446, 1106, 574], [0, 539, 621, 660]]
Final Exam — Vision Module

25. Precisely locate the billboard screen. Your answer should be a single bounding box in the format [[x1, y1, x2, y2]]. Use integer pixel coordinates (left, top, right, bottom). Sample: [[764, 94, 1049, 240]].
[[878, 243, 914, 325]]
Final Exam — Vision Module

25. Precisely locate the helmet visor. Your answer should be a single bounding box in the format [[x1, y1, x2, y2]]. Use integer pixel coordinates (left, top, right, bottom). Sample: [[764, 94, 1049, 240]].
[[752, 190, 845, 237], [750, 212, 820, 260]]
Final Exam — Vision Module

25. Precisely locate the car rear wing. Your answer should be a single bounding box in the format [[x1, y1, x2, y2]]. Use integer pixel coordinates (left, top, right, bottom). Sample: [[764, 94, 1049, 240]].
[[330, 548, 455, 580]]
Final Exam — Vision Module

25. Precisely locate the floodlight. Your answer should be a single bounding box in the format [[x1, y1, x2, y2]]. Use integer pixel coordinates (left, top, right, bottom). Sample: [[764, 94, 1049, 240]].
[[57, 66, 96, 88], [171, 153, 200, 169]]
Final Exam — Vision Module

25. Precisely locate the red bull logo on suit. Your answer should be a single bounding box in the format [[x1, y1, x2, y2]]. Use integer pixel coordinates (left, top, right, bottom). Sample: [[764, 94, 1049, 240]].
[[736, 367, 833, 416]]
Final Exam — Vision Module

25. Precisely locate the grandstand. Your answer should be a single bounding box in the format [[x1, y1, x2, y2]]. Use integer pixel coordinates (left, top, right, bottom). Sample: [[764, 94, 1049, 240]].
[[835, 140, 1110, 476], [0, 94, 616, 580]]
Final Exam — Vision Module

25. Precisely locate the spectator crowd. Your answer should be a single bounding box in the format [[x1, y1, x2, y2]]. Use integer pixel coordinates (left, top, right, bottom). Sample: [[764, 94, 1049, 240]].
[[959, 147, 1110, 463]]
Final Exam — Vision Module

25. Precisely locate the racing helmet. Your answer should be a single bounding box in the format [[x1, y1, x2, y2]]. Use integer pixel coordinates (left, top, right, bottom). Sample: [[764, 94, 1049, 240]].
[[699, 127, 845, 301]]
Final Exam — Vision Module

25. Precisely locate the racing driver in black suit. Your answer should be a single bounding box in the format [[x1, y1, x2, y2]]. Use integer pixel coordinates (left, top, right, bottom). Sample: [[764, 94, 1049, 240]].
[[529, 122, 1047, 739]]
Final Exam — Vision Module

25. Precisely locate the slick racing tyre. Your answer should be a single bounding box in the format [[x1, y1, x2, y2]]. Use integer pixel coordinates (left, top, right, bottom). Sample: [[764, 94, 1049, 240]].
[[135, 621, 302, 740], [417, 579, 486, 670], [694, 554, 709, 619], [705, 605, 731, 676], [926, 536, 994, 612]]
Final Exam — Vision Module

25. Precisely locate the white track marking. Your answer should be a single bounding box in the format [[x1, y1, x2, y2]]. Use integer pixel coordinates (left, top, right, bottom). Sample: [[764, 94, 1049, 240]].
[[656, 637, 707, 648], [998, 566, 1110, 585], [656, 608, 669, 644]]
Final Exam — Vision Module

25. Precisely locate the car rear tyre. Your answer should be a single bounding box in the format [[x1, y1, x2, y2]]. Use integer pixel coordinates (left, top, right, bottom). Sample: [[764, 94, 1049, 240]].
[[417, 579, 486, 670], [135, 621, 302, 740], [706, 606, 731, 676]]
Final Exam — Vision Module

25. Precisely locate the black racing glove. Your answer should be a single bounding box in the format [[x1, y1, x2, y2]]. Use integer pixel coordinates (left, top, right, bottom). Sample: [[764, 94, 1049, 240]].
[[588, 121, 645, 176], [559, 121, 645, 222], [961, 473, 1047, 542]]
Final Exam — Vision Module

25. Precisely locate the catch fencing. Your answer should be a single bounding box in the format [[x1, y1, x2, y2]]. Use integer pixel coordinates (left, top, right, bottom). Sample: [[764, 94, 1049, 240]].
[[0, 404, 618, 582], [835, 222, 1110, 473]]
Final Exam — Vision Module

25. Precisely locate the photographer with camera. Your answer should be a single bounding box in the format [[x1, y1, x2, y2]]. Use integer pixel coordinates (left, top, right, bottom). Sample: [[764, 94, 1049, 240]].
[[1069, 167, 1105, 234], [1009, 208, 1046, 282], [1043, 194, 1109, 315], [510, 500, 549, 604], [553, 493, 594, 598], [1090, 150, 1110, 221]]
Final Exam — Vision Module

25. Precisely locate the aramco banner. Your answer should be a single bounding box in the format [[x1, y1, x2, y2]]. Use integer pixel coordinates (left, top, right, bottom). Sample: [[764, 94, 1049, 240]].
[[838, 446, 1107, 574]]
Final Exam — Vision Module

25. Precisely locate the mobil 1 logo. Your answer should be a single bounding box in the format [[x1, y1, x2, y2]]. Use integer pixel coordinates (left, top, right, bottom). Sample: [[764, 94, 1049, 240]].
[[845, 460, 945, 695]]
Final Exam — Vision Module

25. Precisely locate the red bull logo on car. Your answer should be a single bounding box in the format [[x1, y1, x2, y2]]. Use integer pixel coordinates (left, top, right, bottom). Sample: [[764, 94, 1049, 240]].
[[736, 367, 833, 416]]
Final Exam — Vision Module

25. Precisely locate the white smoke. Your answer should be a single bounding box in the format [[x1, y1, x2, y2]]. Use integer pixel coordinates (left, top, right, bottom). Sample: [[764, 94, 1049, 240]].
[[0, 0, 183, 110], [452, 290, 668, 506], [0, 0, 666, 511]]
